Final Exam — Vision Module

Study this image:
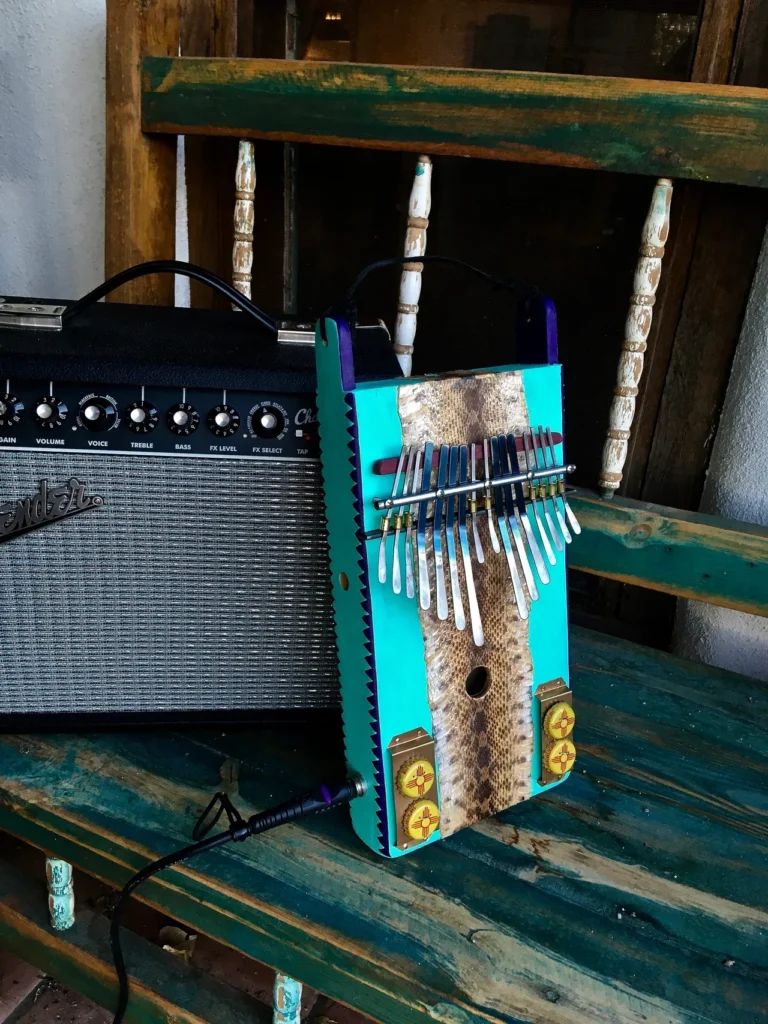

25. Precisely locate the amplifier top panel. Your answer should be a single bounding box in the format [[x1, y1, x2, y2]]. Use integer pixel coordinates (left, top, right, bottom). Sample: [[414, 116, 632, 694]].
[[0, 380, 320, 460], [0, 299, 398, 391]]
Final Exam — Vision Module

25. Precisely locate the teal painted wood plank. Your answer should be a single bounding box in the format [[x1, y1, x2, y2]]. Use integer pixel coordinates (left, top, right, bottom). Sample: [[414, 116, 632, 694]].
[[0, 629, 766, 1023], [141, 57, 768, 187], [569, 489, 768, 615], [0, 857, 273, 1024]]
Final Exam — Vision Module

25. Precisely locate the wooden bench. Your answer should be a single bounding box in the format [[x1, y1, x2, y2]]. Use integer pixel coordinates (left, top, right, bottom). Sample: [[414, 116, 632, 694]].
[[0, 624, 766, 1023]]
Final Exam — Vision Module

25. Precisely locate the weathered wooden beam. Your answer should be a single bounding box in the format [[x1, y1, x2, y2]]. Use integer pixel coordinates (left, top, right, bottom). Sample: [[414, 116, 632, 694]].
[[141, 57, 768, 186], [0, 858, 273, 1024], [105, 0, 179, 304], [181, 0, 239, 310], [570, 489, 768, 615]]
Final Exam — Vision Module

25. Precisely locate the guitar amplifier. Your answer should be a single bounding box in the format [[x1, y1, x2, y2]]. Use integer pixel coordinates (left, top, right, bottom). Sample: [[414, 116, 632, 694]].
[[0, 296, 397, 725]]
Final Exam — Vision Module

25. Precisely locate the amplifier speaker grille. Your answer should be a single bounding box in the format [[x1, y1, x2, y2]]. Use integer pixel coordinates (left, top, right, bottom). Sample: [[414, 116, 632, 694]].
[[0, 452, 339, 714]]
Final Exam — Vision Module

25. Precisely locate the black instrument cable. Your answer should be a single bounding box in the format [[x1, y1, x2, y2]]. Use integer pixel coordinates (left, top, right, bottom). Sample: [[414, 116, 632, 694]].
[[109, 777, 364, 1024]]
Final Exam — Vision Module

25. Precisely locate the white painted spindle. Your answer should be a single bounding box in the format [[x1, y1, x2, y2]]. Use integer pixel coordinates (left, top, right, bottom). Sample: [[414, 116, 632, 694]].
[[394, 154, 432, 377], [232, 141, 255, 303], [599, 177, 673, 498], [273, 973, 301, 1024], [46, 857, 75, 931]]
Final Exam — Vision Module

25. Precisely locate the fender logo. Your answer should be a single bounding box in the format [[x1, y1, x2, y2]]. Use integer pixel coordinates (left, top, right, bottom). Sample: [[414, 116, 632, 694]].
[[0, 479, 104, 543]]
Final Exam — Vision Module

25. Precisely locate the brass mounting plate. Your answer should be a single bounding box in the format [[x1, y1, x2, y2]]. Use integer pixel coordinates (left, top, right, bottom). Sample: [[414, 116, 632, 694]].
[[534, 678, 573, 786], [387, 727, 438, 851]]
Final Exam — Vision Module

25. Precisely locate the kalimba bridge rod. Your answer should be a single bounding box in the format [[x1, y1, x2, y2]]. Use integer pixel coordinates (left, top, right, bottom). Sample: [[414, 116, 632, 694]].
[[374, 463, 576, 511]]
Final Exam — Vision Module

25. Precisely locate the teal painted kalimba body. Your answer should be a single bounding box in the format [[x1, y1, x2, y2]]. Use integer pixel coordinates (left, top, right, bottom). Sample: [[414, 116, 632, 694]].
[[315, 313, 578, 858]]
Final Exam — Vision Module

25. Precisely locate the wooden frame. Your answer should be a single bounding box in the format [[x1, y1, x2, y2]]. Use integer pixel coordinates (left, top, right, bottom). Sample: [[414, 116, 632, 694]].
[[103, 0, 768, 622], [142, 57, 768, 186]]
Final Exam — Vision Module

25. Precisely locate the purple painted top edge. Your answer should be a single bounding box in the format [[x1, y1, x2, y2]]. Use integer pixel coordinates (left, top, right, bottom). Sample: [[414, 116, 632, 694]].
[[543, 297, 559, 365], [335, 316, 356, 391], [516, 295, 558, 366]]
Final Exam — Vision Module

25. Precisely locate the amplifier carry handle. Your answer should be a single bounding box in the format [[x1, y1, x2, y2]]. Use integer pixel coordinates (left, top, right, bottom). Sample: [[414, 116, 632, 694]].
[[62, 260, 278, 335]]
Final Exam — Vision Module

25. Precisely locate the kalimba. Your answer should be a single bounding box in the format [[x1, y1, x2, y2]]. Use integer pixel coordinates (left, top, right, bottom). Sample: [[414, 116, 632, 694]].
[[315, 302, 580, 857]]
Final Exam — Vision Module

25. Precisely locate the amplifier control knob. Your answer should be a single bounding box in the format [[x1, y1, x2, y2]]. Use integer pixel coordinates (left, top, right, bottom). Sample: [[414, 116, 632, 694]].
[[167, 402, 199, 436], [33, 396, 67, 428], [207, 404, 240, 437], [0, 393, 23, 428], [79, 396, 118, 432], [126, 400, 159, 433], [250, 405, 285, 440]]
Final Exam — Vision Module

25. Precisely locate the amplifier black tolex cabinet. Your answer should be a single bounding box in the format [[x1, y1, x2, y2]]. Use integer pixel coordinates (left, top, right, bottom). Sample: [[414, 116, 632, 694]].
[[0, 296, 396, 725]]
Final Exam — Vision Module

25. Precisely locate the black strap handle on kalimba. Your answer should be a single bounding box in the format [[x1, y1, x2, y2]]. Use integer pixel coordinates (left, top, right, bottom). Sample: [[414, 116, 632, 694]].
[[62, 259, 278, 335], [335, 255, 541, 331]]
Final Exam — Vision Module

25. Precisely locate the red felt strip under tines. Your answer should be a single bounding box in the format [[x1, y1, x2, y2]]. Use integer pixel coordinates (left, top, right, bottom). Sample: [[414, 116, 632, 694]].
[[372, 432, 563, 475]]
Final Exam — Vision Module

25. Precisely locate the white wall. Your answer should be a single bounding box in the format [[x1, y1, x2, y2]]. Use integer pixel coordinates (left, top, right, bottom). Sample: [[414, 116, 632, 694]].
[[0, 0, 105, 300], [674, 227, 768, 680]]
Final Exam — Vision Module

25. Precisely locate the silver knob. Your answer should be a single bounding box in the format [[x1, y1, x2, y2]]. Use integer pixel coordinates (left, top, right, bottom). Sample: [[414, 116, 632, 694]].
[[173, 409, 189, 427], [260, 412, 278, 431], [0, 401, 6, 418], [84, 404, 101, 421], [130, 407, 146, 424], [36, 402, 53, 420], [215, 411, 231, 428]]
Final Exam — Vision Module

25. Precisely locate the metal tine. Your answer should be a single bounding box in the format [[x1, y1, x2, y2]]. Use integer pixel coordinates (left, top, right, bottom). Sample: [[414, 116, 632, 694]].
[[506, 433, 550, 587], [404, 448, 421, 599], [432, 446, 450, 619], [446, 446, 466, 631], [417, 442, 433, 610], [379, 445, 407, 583], [392, 446, 414, 594], [458, 445, 484, 646], [538, 426, 571, 545], [532, 428, 563, 553], [498, 435, 539, 601], [491, 436, 528, 619], [523, 430, 556, 566], [469, 443, 485, 563], [482, 438, 501, 554], [546, 426, 581, 536]]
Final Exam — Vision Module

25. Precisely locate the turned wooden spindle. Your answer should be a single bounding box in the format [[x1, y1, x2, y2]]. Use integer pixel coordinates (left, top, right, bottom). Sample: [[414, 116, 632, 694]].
[[599, 177, 673, 498], [394, 154, 432, 377], [232, 141, 256, 303], [46, 858, 75, 931]]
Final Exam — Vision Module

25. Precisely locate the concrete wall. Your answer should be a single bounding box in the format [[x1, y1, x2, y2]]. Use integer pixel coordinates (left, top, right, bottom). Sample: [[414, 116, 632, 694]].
[[0, 0, 105, 300], [674, 227, 768, 681]]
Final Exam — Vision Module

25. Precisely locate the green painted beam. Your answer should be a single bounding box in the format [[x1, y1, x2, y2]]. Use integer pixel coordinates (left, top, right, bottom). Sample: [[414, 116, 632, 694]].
[[141, 57, 768, 186], [570, 489, 768, 616], [0, 858, 272, 1024], [0, 631, 767, 1024]]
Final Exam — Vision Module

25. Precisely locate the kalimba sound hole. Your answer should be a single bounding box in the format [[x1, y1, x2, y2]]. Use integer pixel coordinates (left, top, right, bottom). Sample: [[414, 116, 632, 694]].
[[465, 667, 489, 698], [339, 572, 349, 591]]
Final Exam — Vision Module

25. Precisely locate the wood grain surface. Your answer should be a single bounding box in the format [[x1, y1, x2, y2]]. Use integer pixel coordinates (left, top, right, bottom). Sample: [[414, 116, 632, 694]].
[[0, 628, 765, 1023], [570, 489, 768, 615], [180, 0, 239, 310], [141, 57, 768, 186], [105, 0, 179, 304]]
